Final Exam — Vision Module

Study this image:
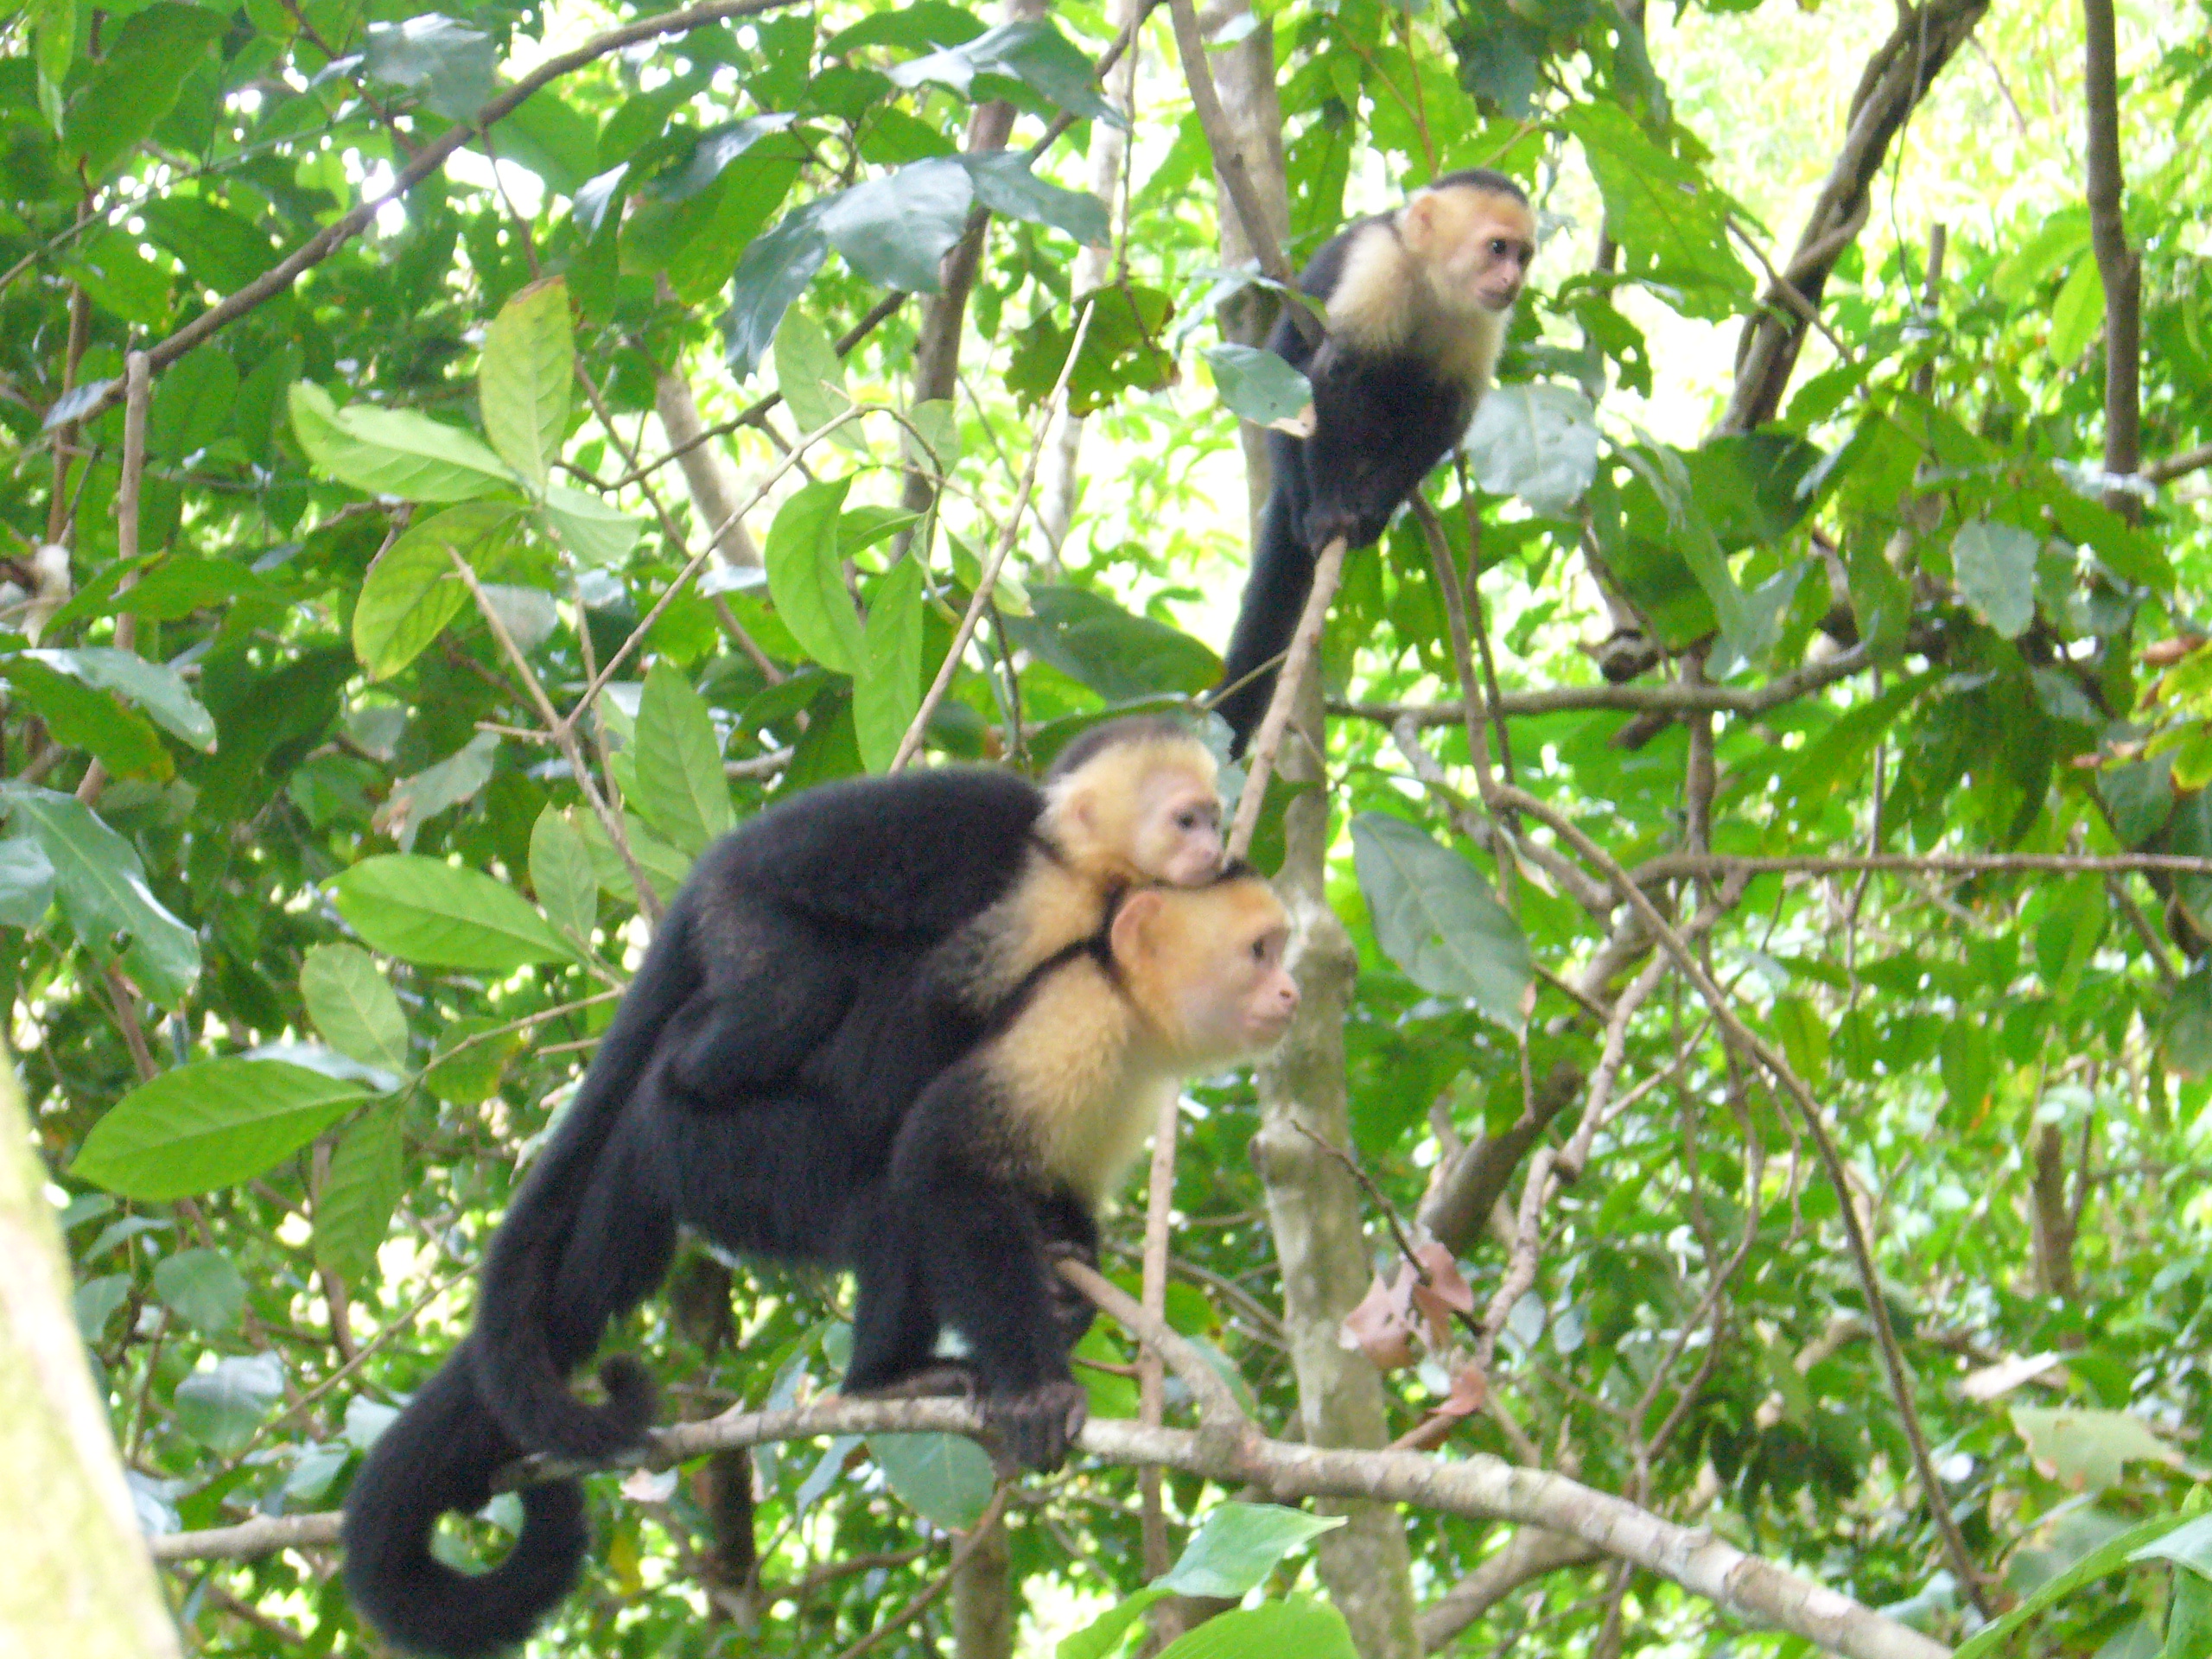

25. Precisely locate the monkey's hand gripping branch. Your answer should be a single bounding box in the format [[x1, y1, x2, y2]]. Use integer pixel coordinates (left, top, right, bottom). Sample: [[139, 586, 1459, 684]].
[[1226, 536, 1351, 861]]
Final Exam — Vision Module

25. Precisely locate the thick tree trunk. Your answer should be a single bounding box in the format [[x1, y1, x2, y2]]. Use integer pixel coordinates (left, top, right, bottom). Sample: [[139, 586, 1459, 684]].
[[951, 1513, 1014, 1659], [0, 1049, 185, 1659], [1250, 675, 1422, 1659]]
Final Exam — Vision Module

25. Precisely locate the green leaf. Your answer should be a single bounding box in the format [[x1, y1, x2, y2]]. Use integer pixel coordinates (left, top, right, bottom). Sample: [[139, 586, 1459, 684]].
[[1565, 104, 1751, 320], [362, 15, 497, 121], [633, 661, 734, 857], [73, 1058, 367, 1200], [542, 485, 646, 568], [1953, 1515, 2193, 1659], [1154, 1599, 1359, 1659], [2164, 1572, 2212, 1659], [775, 308, 851, 438], [314, 1107, 404, 1283], [1770, 995, 1830, 1084], [378, 730, 499, 851], [2, 785, 199, 1006], [569, 808, 692, 906], [289, 382, 515, 503], [1463, 385, 1601, 515], [152, 1248, 246, 1334], [963, 151, 1109, 245], [855, 556, 925, 773], [727, 200, 833, 380], [2012, 1406, 2189, 1491], [300, 944, 410, 1074], [329, 855, 570, 971], [530, 806, 600, 943], [1351, 813, 1531, 1032], [2132, 1513, 2212, 1581], [1060, 1590, 1169, 1659], [0, 836, 56, 927], [1953, 520, 2039, 640], [1156, 1503, 1347, 1599], [766, 476, 864, 673], [19, 646, 215, 750], [2050, 258, 2105, 366], [479, 277, 573, 491], [900, 18, 1121, 125], [818, 158, 974, 292], [0, 656, 170, 780], [144, 347, 238, 461], [1000, 586, 1220, 701], [174, 1354, 284, 1456], [1204, 343, 1312, 429], [869, 1433, 995, 1530], [63, 3, 226, 179], [31, 0, 75, 117], [353, 502, 519, 678], [423, 1016, 524, 1106]]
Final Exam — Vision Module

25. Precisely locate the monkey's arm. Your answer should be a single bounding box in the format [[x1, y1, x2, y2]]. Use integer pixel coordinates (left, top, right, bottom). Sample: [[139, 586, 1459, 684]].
[[872, 1071, 1088, 1471]]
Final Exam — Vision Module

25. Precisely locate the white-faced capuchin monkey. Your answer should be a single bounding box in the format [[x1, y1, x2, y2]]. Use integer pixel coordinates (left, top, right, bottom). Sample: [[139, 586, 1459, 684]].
[[341, 719, 1228, 1659], [1217, 168, 1537, 748], [854, 867, 1300, 1471]]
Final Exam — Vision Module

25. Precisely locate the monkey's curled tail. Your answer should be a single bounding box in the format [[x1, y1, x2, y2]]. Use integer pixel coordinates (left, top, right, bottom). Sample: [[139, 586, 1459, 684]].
[[468, 899, 694, 1459], [1216, 499, 1315, 754], [342, 1346, 609, 1658]]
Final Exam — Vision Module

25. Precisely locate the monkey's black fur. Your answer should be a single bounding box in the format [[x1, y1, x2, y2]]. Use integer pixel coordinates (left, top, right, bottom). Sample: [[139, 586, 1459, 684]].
[[1217, 168, 1527, 748], [342, 728, 1189, 1656]]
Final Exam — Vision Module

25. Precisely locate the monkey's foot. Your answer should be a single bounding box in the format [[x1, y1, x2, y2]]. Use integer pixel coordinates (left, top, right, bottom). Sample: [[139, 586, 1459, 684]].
[[1041, 1243, 1100, 1346], [982, 1380, 1088, 1475]]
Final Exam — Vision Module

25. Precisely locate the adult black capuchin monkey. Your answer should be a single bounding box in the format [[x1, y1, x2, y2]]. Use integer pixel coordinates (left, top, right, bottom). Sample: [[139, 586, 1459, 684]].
[[855, 867, 1300, 1470], [1216, 168, 1537, 749], [341, 719, 1224, 1659]]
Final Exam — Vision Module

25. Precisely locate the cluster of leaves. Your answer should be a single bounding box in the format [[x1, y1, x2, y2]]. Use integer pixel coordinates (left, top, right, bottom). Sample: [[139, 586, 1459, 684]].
[[7, 0, 2212, 1651]]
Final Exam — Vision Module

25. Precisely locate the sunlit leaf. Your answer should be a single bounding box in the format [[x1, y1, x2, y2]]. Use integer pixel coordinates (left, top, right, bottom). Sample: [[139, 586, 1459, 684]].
[[480, 277, 573, 491], [766, 477, 864, 673], [854, 556, 924, 772], [329, 855, 569, 970], [633, 661, 734, 856], [73, 1058, 367, 1200]]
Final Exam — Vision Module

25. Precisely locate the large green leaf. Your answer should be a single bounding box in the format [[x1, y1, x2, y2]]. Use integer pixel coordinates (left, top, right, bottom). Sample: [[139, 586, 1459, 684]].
[[766, 477, 864, 673], [314, 1107, 404, 1283], [1464, 385, 1601, 515], [775, 308, 853, 439], [1154, 1599, 1359, 1659], [0, 656, 170, 779], [289, 383, 515, 503], [73, 1058, 367, 1199], [869, 1433, 995, 1530], [632, 661, 734, 856], [1351, 813, 1530, 1031], [1001, 586, 1219, 701], [1953, 519, 2039, 640], [362, 15, 498, 121], [2, 785, 200, 1006], [299, 944, 410, 1074], [727, 200, 833, 380], [1204, 343, 1311, 429], [174, 1353, 284, 1456], [1565, 104, 1751, 320], [21, 645, 216, 750], [329, 855, 570, 970], [530, 806, 600, 943], [0, 836, 56, 927], [353, 502, 519, 679], [542, 485, 646, 568], [1952, 1515, 2192, 1659], [963, 151, 1109, 245], [152, 1248, 246, 1334], [1156, 1503, 1346, 1598], [855, 556, 924, 772], [817, 158, 974, 293], [479, 277, 573, 491]]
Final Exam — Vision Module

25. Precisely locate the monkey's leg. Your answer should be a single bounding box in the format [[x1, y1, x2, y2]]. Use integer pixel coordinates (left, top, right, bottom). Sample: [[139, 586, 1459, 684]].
[[845, 1187, 953, 1394]]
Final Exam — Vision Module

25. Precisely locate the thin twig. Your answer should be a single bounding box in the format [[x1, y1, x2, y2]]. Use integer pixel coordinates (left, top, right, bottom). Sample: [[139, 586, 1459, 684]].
[[888, 300, 1099, 772]]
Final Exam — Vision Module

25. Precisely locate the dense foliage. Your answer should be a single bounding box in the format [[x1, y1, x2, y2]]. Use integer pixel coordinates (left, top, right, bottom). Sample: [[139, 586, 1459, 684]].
[[7, 0, 2212, 1652]]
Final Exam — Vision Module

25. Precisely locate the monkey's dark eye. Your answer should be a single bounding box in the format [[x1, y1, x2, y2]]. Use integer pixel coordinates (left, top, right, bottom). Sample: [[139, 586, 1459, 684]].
[[1176, 810, 1200, 830], [1488, 238, 1508, 256], [1250, 938, 1267, 960]]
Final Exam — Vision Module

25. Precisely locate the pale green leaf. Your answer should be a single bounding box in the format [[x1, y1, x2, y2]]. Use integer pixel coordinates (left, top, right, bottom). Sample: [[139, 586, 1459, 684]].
[[329, 855, 569, 970], [1351, 813, 1530, 1031], [1953, 520, 2039, 640], [529, 806, 600, 943], [73, 1058, 367, 1200], [299, 944, 410, 1073], [633, 661, 734, 856], [766, 476, 863, 673], [353, 501, 519, 678], [855, 556, 924, 772], [314, 1108, 404, 1283], [152, 1248, 246, 1333], [480, 277, 573, 491]]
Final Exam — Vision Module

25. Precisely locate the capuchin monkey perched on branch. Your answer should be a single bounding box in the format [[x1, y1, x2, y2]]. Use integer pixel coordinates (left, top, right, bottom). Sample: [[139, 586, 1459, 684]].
[[1217, 168, 1537, 749], [341, 719, 1229, 1658]]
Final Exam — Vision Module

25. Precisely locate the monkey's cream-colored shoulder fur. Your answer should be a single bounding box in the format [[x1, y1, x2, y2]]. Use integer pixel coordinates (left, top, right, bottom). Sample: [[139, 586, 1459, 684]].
[[948, 853, 1113, 1011], [990, 963, 1165, 1205]]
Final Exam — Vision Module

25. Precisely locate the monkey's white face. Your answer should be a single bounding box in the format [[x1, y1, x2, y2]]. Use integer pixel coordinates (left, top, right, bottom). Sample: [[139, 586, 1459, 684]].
[[1133, 768, 1224, 887], [1408, 188, 1536, 318], [1181, 916, 1299, 1061]]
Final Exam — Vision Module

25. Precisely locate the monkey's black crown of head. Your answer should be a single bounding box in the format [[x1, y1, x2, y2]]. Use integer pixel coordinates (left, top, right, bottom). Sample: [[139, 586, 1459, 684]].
[[1422, 165, 1528, 203], [1042, 712, 1202, 780]]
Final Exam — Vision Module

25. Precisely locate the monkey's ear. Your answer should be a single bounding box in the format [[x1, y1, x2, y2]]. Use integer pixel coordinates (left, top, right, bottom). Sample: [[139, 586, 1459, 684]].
[[1109, 890, 1166, 963], [1401, 193, 1437, 248]]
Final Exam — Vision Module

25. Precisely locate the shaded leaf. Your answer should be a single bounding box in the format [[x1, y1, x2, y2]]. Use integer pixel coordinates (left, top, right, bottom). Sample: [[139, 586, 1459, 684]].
[[2, 785, 199, 1006], [21, 645, 216, 750], [289, 383, 513, 504], [1464, 385, 1601, 515], [963, 151, 1109, 245], [1157, 1503, 1348, 1599], [727, 200, 832, 380], [818, 157, 974, 292], [1351, 813, 1530, 1030], [634, 661, 734, 856], [299, 944, 410, 1074], [1204, 343, 1312, 430], [766, 477, 863, 673], [0, 836, 56, 928], [152, 1248, 246, 1334], [315, 1108, 404, 1283], [1000, 586, 1218, 701], [870, 1433, 995, 1530], [174, 1353, 284, 1456]]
